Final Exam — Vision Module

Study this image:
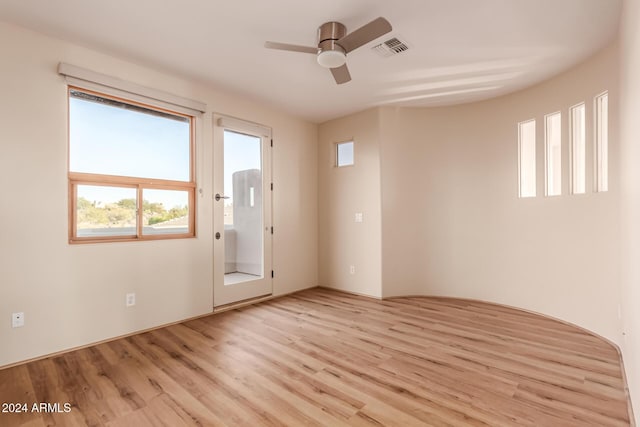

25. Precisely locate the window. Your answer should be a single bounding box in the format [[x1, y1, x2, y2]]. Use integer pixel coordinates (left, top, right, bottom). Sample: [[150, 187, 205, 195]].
[[518, 119, 536, 198], [595, 92, 608, 192], [545, 112, 562, 196], [336, 141, 354, 167], [570, 103, 586, 194], [223, 129, 262, 226], [68, 88, 195, 242]]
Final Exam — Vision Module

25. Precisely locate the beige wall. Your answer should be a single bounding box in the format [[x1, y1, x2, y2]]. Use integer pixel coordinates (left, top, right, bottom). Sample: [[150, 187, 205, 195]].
[[318, 43, 621, 341], [378, 44, 621, 344], [2, 13, 635, 419], [619, 0, 640, 420], [0, 21, 318, 367], [319, 45, 621, 344], [318, 109, 382, 297]]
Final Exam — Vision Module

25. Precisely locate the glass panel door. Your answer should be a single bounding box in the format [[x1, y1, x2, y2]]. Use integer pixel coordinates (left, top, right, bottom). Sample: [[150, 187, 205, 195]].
[[213, 119, 272, 307], [223, 130, 264, 283]]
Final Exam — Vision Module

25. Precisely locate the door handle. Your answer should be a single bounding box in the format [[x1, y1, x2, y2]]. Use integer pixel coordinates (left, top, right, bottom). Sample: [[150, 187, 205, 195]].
[[215, 232, 221, 240], [215, 193, 230, 201]]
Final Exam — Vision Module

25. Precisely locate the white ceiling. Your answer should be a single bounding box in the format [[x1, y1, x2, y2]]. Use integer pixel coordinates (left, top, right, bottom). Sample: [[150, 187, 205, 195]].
[[0, 0, 622, 123]]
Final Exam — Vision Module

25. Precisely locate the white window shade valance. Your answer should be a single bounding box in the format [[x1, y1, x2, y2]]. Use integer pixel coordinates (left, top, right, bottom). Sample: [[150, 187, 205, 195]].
[[58, 63, 207, 116]]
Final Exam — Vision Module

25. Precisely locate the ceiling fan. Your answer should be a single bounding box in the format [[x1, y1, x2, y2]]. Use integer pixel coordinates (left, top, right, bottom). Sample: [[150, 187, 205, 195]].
[[264, 17, 392, 85]]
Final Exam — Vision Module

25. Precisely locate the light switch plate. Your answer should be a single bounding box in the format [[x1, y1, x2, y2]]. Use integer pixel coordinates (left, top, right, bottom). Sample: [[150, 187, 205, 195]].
[[12, 312, 24, 328], [126, 293, 136, 307], [355, 212, 363, 223]]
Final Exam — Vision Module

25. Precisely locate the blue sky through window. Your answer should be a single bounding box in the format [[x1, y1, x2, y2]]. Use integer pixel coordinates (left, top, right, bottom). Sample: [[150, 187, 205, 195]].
[[337, 141, 354, 166], [69, 96, 190, 181], [70, 93, 191, 208], [223, 130, 262, 203]]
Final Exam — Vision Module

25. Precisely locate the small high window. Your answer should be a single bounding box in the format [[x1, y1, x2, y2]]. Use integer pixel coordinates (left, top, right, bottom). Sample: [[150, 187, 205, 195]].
[[336, 141, 354, 167], [570, 103, 586, 194], [518, 120, 536, 198], [595, 92, 608, 192], [545, 112, 562, 196], [68, 88, 195, 242]]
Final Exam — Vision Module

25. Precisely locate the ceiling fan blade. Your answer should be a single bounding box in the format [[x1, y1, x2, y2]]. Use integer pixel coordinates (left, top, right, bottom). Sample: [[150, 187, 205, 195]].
[[337, 17, 392, 53], [264, 41, 318, 54], [330, 64, 351, 84]]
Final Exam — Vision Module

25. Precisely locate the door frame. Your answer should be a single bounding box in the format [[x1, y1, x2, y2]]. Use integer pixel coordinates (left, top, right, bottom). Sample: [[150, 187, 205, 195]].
[[212, 114, 273, 308]]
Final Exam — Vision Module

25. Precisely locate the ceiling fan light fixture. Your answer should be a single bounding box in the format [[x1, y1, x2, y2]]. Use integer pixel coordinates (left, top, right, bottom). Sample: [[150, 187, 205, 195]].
[[264, 17, 392, 84], [317, 50, 346, 68]]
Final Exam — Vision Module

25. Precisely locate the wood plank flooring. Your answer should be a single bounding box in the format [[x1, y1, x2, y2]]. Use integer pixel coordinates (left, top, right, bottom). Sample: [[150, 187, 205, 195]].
[[0, 288, 633, 426]]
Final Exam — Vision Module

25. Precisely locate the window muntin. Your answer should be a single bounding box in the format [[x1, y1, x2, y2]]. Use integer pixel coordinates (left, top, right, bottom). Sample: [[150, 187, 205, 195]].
[[545, 112, 562, 196], [570, 103, 586, 194], [336, 141, 354, 167], [518, 119, 536, 198], [68, 88, 195, 242], [595, 92, 608, 192]]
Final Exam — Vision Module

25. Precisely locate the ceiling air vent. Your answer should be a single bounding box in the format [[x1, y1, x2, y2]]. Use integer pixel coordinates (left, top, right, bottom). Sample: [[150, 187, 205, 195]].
[[371, 37, 409, 57]]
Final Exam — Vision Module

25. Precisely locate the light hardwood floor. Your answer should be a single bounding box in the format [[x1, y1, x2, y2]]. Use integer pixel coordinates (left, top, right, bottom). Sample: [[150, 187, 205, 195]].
[[0, 288, 633, 426]]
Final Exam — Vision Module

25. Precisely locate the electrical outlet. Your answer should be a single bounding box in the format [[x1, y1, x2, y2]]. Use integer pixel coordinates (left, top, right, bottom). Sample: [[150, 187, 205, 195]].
[[355, 212, 363, 223], [126, 293, 136, 307], [12, 312, 24, 328], [349, 265, 355, 275]]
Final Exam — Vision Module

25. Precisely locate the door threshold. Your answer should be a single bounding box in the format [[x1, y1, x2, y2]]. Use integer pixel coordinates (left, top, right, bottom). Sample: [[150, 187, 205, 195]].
[[213, 293, 273, 313]]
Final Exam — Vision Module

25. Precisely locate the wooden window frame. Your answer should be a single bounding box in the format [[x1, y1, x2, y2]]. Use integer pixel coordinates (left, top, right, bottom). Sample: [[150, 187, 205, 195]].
[[67, 86, 196, 244]]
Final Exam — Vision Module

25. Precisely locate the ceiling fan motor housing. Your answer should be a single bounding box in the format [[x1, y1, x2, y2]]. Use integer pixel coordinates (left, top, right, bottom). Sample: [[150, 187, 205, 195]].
[[318, 21, 347, 55]]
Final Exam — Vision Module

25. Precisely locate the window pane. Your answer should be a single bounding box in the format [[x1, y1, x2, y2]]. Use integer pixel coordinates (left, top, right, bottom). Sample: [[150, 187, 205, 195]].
[[76, 185, 137, 238], [223, 130, 262, 226], [223, 130, 264, 281], [69, 90, 191, 181], [570, 104, 586, 194], [142, 189, 190, 235], [545, 112, 562, 196], [337, 141, 354, 167], [518, 120, 536, 198], [596, 93, 608, 192]]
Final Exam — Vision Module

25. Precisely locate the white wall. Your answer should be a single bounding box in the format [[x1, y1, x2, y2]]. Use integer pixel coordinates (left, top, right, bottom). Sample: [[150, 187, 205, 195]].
[[618, 0, 640, 421], [318, 108, 382, 297], [379, 44, 621, 343], [0, 21, 318, 367]]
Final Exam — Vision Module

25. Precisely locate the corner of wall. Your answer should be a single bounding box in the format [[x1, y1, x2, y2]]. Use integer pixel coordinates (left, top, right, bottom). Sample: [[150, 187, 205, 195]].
[[317, 108, 383, 298]]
